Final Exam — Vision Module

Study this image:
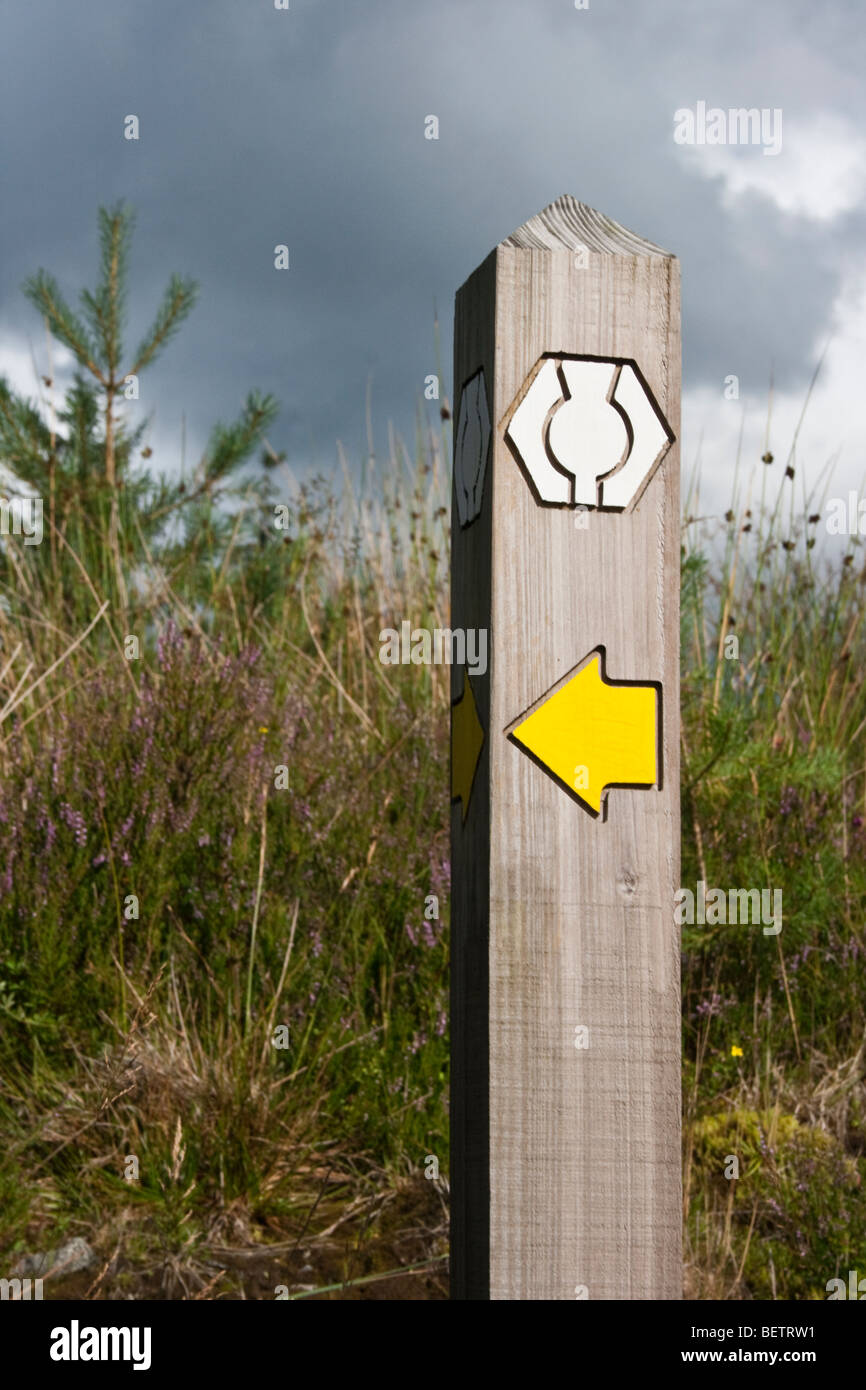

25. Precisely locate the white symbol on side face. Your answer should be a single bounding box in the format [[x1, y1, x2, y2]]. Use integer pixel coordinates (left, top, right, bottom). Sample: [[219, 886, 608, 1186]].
[[505, 357, 672, 509], [454, 368, 491, 527]]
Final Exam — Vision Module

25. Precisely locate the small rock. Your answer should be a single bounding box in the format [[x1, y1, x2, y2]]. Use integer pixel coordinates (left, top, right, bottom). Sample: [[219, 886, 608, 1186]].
[[12, 1236, 96, 1279]]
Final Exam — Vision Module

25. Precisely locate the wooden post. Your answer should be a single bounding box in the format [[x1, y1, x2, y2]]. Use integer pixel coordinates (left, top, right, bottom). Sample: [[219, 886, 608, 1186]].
[[450, 196, 681, 1300]]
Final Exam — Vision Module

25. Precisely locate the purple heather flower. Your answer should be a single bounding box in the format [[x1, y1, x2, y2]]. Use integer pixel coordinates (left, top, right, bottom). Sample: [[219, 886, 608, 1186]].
[[59, 802, 87, 847]]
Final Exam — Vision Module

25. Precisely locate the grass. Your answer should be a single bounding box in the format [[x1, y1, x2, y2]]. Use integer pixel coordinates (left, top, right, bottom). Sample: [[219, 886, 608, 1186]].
[[681, 452, 866, 1298], [1, 206, 865, 1298], [0, 447, 454, 1295], [0, 266, 453, 1293]]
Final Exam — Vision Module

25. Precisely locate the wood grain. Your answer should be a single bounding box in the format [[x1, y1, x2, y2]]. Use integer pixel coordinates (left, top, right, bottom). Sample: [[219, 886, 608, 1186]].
[[451, 196, 681, 1300]]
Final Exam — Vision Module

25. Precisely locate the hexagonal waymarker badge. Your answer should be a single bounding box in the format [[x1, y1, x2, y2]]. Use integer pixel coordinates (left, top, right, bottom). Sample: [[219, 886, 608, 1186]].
[[504, 355, 674, 510], [454, 368, 491, 527]]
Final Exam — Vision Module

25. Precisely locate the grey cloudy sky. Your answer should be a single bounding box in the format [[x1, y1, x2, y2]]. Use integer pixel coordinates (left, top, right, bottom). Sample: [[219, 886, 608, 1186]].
[[1, 0, 864, 511]]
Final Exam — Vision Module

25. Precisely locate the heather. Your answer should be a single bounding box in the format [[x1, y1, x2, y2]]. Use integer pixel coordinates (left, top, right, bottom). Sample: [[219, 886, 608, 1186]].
[[681, 470, 866, 1297], [0, 204, 864, 1299]]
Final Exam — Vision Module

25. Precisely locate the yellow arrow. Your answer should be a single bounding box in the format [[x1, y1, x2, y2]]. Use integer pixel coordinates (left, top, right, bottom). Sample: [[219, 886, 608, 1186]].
[[510, 652, 658, 815], [451, 670, 484, 822]]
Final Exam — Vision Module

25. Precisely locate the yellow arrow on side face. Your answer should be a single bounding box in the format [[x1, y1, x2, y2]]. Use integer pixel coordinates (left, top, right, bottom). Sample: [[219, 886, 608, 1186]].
[[510, 653, 658, 815], [451, 670, 484, 822]]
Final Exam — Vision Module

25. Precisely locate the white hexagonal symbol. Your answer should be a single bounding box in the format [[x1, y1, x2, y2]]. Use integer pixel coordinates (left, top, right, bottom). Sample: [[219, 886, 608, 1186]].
[[504, 355, 674, 510], [454, 367, 491, 527]]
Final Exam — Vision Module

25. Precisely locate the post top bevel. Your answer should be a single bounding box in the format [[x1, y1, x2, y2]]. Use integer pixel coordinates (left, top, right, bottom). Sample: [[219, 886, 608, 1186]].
[[501, 195, 672, 256]]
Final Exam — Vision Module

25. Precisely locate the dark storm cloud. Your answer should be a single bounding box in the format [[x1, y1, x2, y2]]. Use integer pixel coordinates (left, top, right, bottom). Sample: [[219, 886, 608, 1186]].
[[0, 0, 863, 477]]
